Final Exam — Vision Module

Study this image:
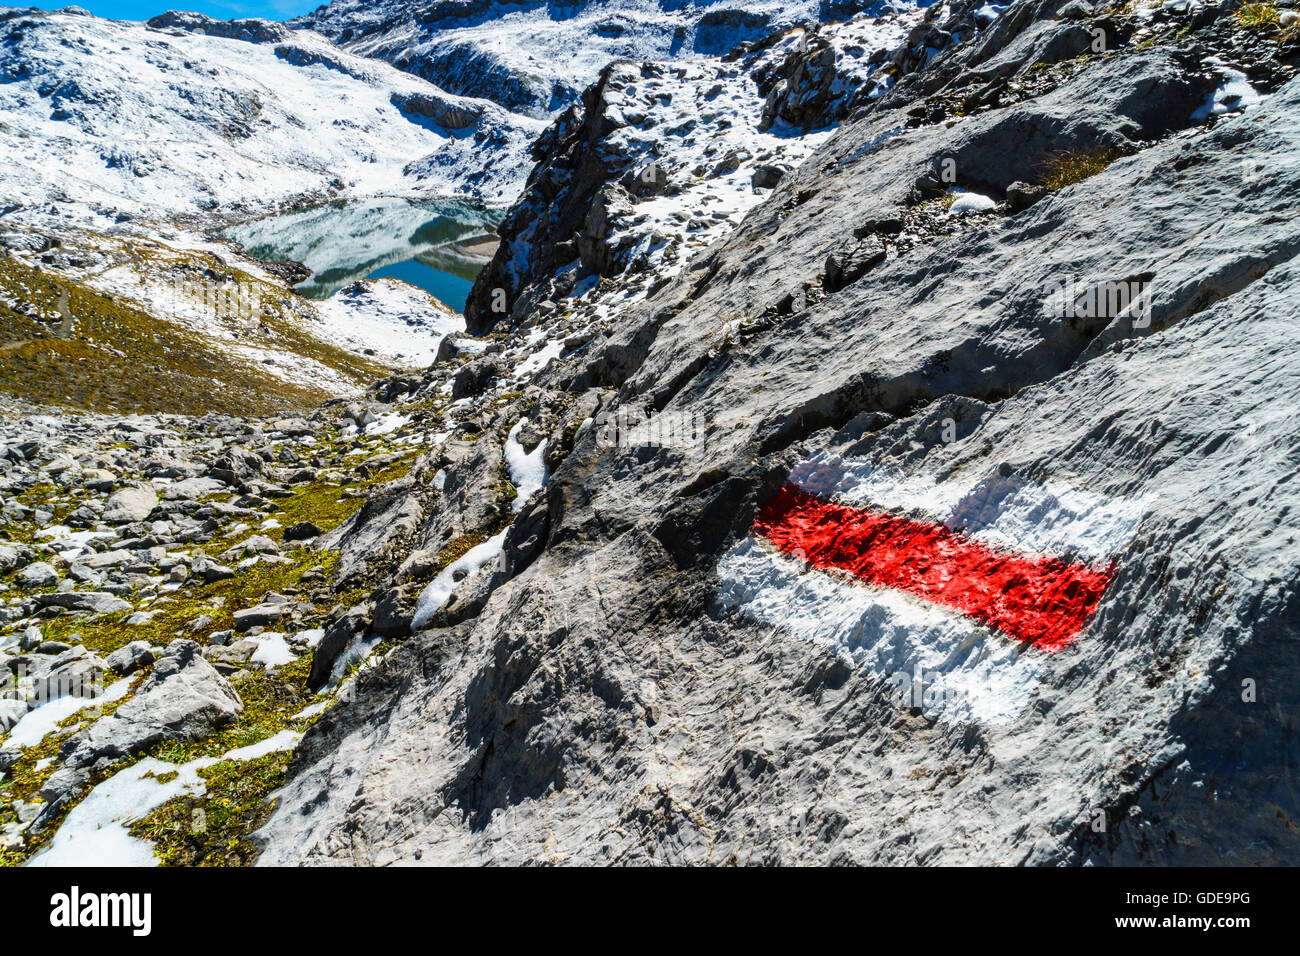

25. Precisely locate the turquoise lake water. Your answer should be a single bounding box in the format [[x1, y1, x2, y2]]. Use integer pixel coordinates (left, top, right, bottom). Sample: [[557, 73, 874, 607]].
[[225, 198, 500, 312]]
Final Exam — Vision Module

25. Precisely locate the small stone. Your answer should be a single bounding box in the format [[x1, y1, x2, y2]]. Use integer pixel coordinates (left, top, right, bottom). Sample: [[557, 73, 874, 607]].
[[283, 521, 322, 542], [1006, 181, 1048, 212], [82, 468, 116, 492], [67, 564, 102, 585], [193, 557, 235, 583], [19, 561, 59, 588], [751, 163, 790, 190], [102, 483, 159, 524], [233, 603, 290, 631], [33, 591, 132, 615], [105, 640, 155, 675]]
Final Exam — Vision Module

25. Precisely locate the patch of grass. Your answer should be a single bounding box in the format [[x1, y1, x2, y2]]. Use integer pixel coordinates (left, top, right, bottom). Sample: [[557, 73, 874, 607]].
[[263, 481, 359, 541], [1236, 1, 1280, 27], [1038, 146, 1121, 190], [0, 728, 75, 812], [127, 749, 292, 866], [364, 452, 421, 487], [493, 462, 519, 509]]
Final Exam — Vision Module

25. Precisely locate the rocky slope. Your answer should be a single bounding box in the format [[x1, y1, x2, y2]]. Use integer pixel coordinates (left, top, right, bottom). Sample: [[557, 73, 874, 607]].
[[0, 393, 440, 863], [4, 0, 1300, 866], [253, 0, 1300, 865]]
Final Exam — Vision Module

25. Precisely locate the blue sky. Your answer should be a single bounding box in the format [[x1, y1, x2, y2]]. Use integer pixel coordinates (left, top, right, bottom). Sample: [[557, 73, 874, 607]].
[[25, 1, 323, 20]]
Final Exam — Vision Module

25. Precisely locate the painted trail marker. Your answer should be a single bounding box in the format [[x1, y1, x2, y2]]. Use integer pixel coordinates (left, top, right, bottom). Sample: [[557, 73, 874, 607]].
[[717, 453, 1144, 725]]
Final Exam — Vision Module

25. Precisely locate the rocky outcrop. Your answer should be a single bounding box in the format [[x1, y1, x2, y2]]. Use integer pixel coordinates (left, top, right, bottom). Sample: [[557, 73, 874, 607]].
[[390, 90, 486, 131], [58, 640, 242, 773], [254, 1, 1300, 866], [463, 63, 641, 332], [145, 11, 292, 45], [757, 34, 843, 131]]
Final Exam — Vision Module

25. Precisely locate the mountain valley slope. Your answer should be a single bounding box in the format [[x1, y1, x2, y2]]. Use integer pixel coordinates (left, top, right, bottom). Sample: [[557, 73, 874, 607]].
[[1, 0, 1299, 866]]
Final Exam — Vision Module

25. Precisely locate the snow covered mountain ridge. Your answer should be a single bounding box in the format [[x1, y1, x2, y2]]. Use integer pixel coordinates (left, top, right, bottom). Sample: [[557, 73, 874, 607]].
[[291, 0, 916, 117], [0, 5, 540, 222]]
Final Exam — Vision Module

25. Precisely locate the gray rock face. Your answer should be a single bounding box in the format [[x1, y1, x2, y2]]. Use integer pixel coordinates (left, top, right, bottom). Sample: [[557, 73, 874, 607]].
[[59, 640, 242, 770], [17, 626, 43, 652], [17, 561, 58, 588], [256, 4, 1300, 866], [390, 89, 485, 130], [33, 591, 132, 615], [101, 482, 158, 523], [463, 62, 642, 331], [104, 640, 155, 675], [233, 603, 290, 631], [5, 645, 107, 705], [319, 462, 430, 584]]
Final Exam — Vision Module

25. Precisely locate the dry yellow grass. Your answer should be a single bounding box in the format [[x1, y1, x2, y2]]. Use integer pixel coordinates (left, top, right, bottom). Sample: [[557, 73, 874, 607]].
[[1039, 146, 1121, 190]]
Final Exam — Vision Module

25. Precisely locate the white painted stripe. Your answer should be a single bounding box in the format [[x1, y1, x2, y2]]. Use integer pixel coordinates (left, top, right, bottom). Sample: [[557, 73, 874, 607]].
[[946, 474, 1146, 564], [717, 538, 1043, 725], [786, 452, 1144, 563], [787, 452, 980, 520]]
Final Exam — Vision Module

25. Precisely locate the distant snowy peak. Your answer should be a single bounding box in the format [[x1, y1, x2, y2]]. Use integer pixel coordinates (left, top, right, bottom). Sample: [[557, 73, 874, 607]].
[[293, 0, 916, 118], [0, 7, 541, 226]]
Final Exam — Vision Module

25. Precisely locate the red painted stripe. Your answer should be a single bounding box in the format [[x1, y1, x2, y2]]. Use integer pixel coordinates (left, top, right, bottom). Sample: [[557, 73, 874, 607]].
[[753, 484, 1115, 650]]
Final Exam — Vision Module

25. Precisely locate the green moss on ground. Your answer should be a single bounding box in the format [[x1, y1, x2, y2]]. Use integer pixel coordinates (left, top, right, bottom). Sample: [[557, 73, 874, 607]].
[[35, 549, 341, 656], [127, 749, 293, 866]]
